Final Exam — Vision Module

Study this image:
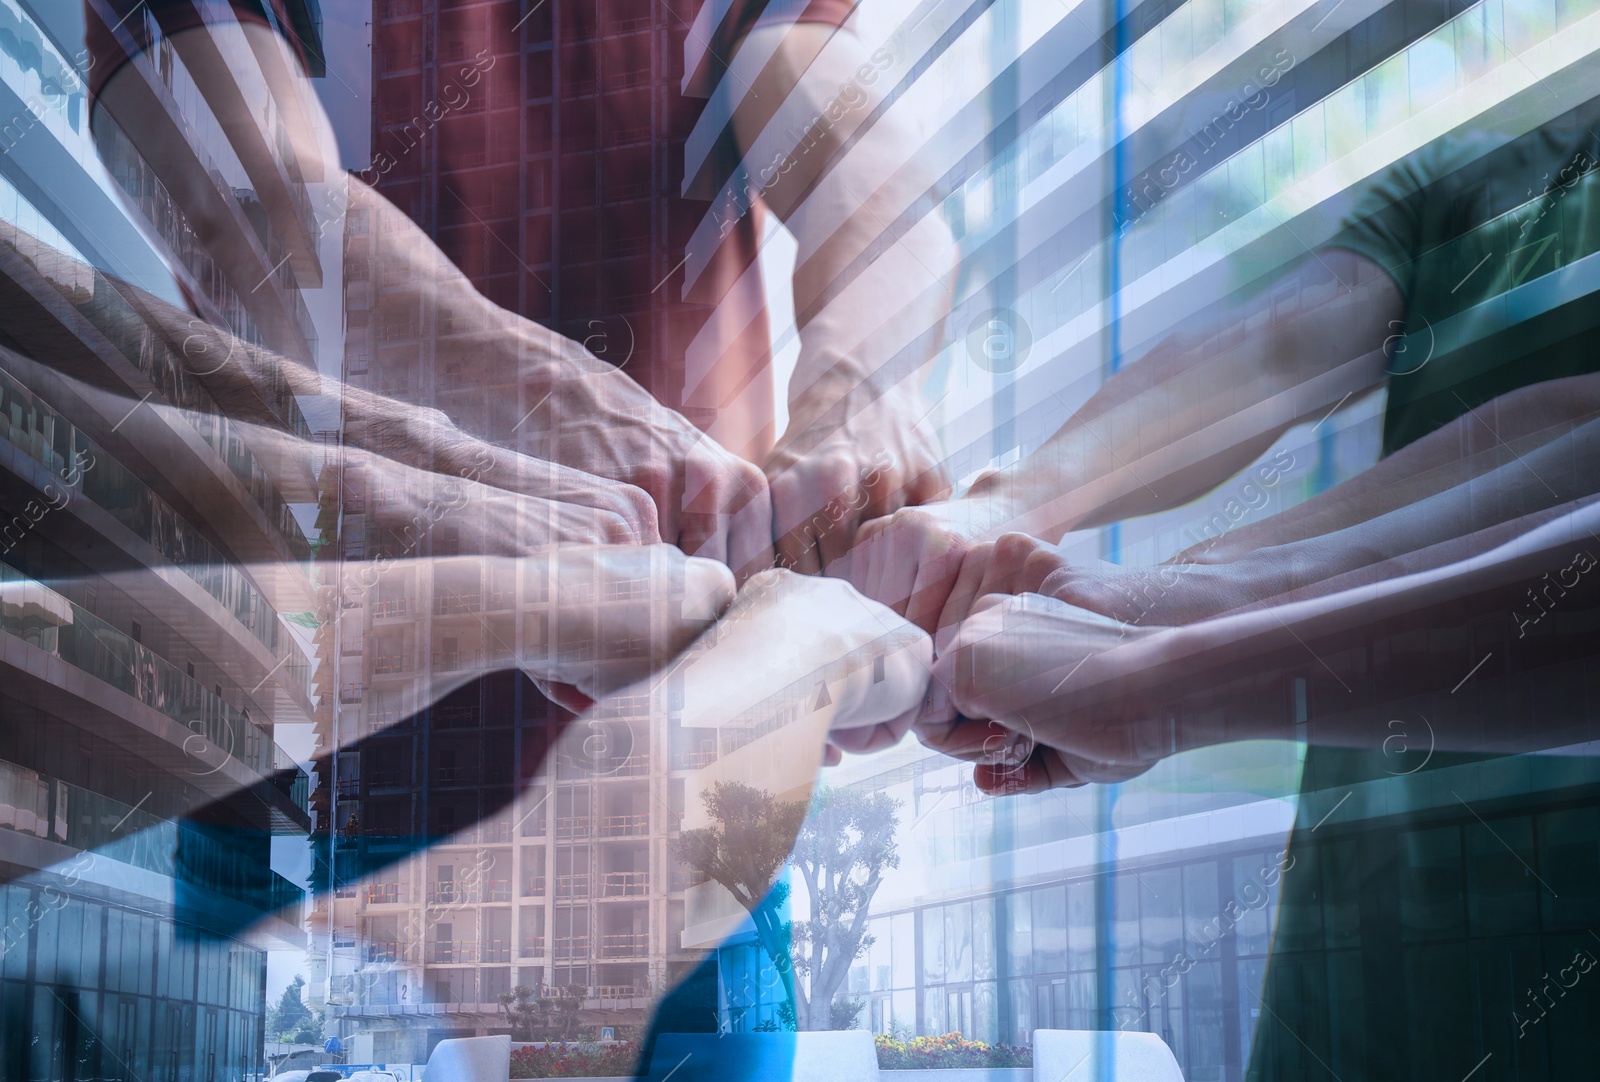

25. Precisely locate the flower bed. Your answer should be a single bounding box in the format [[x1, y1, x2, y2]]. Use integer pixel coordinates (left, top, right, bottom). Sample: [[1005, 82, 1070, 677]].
[[509, 1041, 640, 1078], [875, 1033, 1033, 1070]]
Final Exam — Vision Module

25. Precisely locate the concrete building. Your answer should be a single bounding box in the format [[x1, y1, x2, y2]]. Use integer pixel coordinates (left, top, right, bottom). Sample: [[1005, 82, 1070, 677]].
[[681, 2, 1600, 1081], [0, 0, 328, 1076]]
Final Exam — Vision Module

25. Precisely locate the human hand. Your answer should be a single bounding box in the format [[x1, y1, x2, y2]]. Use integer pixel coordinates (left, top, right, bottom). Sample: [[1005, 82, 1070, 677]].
[[936, 532, 1289, 636], [352, 183, 772, 575], [914, 593, 1173, 794], [840, 482, 1026, 634], [326, 545, 736, 724], [591, 566, 930, 793], [765, 385, 950, 575]]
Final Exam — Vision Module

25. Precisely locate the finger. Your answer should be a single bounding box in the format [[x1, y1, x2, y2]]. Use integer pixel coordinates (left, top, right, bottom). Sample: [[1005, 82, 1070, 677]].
[[679, 449, 730, 566], [821, 743, 844, 768], [818, 497, 859, 571], [974, 747, 1086, 795], [771, 473, 824, 575], [903, 533, 967, 635], [726, 466, 775, 583], [936, 543, 993, 643]]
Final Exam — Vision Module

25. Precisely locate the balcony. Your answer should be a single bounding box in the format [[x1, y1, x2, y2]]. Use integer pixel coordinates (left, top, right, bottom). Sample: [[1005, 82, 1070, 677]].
[[484, 879, 512, 903], [372, 597, 413, 619], [480, 821, 513, 844], [598, 813, 648, 838], [593, 984, 649, 1000], [366, 942, 399, 964], [522, 876, 548, 897], [433, 765, 476, 786], [371, 654, 413, 676], [365, 882, 404, 905], [554, 815, 590, 840], [485, 590, 516, 610], [433, 593, 481, 616], [673, 749, 718, 771], [520, 936, 546, 957], [482, 938, 512, 963], [600, 872, 649, 898], [429, 942, 478, 964], [600, 932, 650, 958], [429, 882, 479, 905], [432, 651, 479, 672], [0, 566, 308, 801], [554, 873, 590, 899], [552, 935, 589, 961]]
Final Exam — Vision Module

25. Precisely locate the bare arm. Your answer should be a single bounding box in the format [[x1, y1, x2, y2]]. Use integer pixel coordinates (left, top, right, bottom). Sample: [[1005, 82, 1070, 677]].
[[730, 24, 959, 571], [848, 249, 1401, 630]]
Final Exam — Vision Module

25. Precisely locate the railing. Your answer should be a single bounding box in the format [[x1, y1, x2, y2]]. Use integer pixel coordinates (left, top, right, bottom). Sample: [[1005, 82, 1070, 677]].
[[523, 876, 548, 896], [593, 984, 648, 1000], [485, 590, 516, 610], [0, 366, 285, 650], [598, 813, 648, 837], [433, 765, 475, 785], [600, 872, 649, 898], [554, 873, 590, 898], [366, 942, 398, 964], [481, 937, 511, 962], [429, 882, 478, 905], [600, 932, 650, 958], [555, 816, 590, 839], [430, 942, 478, 964], [0, 565, 306, 795], [672, 749, 718, 771], [372, 598, 413, 619], [552, 935, 589, 960], [432, 651, 478, 672], [0, 758, 306, 923], [370, 654, 412, 675], [520, 936, 547, 956], [433, 593, 481, 615], [365, 882, 403, 905], [484, 878, 512, 903], [480, 821, 513, 844]]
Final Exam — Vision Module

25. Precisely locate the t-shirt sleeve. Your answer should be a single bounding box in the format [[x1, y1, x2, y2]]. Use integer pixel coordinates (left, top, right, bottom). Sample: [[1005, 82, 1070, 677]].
[[1323, 155, 1432, 302]]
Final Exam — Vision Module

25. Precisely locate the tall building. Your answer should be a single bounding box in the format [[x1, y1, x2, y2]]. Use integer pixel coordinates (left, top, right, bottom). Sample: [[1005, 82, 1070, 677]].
[[311, 0, 749, 1060], [679, 2, 1600, 1081], [0, 1, 326, 1076]]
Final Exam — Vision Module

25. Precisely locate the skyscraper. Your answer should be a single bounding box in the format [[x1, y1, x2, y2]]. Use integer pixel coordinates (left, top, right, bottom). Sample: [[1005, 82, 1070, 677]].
[[0, 0, 324, 1075]]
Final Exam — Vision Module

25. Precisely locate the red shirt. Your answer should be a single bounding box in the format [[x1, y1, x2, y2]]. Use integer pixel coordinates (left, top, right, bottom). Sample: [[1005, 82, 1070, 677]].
[[89, 0, 856, 462]]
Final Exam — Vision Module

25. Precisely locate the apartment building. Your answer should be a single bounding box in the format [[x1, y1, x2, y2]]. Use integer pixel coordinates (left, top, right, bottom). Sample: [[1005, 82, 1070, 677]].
[[311, 3, 731, 1059], [679, 2, 1600, 1081], [0, 0, 326, 1077]]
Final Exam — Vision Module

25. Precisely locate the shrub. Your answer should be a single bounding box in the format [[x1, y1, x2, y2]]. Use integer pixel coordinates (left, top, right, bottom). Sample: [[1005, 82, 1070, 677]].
[[509, 1040, 640, 1078], [874, 1032, 1033, 1070]]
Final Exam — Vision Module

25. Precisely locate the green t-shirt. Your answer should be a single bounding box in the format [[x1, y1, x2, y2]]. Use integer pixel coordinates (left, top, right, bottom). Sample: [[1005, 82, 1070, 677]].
[[1328, 107, 1600, 454], [1247, 105, 1600, 1081]]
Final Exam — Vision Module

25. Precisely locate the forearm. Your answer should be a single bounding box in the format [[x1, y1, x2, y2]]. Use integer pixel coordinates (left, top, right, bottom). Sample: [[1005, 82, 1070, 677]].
[[973, 252, 1398, 537], [1155, 410, 1600, 619], [1188, 370, 1600, 565], [734, 25, 956, 412]]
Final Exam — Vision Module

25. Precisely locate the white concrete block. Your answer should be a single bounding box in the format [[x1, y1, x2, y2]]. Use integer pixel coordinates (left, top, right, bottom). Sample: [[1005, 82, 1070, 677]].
[[1032, 1031, 1184, 1082]]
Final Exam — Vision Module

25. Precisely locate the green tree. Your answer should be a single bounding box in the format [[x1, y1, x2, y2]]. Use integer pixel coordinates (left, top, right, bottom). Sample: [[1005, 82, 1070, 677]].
[[267, 975, 312, 1042], [499, 983, 587, 1041], [790, 788, 900, 1030], [671, 782, 899, 1031], [671, 782, 808, 1028]]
